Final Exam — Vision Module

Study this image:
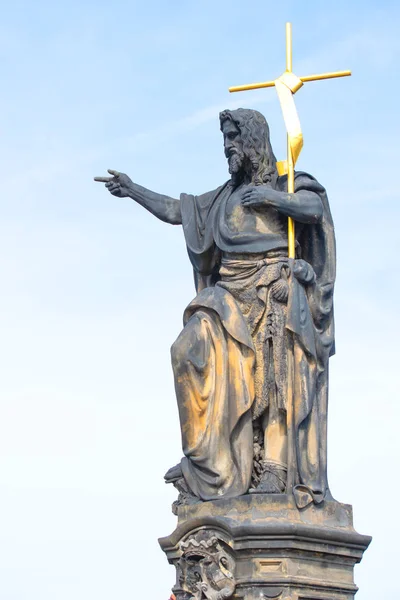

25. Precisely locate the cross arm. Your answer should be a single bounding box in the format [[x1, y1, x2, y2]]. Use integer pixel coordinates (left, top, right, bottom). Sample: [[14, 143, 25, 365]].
[[229, 70, 351, 93]]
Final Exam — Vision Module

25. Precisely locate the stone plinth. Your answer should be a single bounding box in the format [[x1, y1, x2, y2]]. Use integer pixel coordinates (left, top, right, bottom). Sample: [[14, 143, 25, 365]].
[[159, 494, 371, 600]]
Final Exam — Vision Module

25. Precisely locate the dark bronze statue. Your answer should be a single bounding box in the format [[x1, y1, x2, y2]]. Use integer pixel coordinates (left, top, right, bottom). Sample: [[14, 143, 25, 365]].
[[95, 108, 335, 510]]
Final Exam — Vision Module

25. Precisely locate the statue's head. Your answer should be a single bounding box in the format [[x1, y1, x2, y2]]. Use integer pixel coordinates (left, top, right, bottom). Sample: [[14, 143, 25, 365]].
[[219, 108, 277, 186]]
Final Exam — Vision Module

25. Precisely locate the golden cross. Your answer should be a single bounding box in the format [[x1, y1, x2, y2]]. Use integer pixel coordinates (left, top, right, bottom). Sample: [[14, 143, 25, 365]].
[[229, 22, 351, 259]]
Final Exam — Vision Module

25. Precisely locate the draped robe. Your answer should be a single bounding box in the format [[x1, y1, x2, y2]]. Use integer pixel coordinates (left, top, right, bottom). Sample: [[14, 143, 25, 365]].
[[171, 173, 336, 503]]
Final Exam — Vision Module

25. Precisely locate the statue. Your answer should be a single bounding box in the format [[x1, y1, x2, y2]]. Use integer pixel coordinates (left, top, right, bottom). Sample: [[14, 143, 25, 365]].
[[95, 107, 335, 509], [95, 24, 371, 600]]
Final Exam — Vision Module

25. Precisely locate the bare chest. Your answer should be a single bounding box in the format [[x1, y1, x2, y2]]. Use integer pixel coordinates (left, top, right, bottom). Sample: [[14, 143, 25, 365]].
[[225, 186, 286, 236]]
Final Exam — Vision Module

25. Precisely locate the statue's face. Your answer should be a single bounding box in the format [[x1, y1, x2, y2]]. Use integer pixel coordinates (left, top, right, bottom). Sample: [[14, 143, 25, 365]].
[[222, 118, 244, 175]]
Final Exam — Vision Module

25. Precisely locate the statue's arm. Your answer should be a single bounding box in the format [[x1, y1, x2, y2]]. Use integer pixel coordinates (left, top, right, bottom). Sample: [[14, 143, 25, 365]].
[[242, 186, 323, 224], [94, 170, 182, 225], [128, 181, 182, 224], [266, 189, 323, 224]]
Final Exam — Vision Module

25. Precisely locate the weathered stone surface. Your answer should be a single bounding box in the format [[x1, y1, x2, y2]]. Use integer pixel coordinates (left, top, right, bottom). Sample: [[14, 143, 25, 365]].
[[95, 109, 336, 505], [159, 495, 371, 600], [95, 107, 371, 597]]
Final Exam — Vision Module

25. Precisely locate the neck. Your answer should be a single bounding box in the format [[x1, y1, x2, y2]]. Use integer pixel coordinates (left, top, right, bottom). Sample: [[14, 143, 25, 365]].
[[243, 172, 253, 185], [230, 168, 254, 187]]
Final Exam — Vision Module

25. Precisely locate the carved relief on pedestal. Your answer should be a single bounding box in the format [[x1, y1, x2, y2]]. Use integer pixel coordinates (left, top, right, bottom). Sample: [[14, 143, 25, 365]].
[[176, 530, 236, 600]]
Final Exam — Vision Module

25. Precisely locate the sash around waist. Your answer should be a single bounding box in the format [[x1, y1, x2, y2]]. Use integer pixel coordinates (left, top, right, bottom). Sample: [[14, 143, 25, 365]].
[[219, 251, 289, 281], [221, 250, 288, 266]]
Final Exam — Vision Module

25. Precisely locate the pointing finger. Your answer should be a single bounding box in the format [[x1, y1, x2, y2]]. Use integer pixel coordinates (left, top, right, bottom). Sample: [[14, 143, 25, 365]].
[[108, 169, 120, 177], [94, 176, 113, 182]]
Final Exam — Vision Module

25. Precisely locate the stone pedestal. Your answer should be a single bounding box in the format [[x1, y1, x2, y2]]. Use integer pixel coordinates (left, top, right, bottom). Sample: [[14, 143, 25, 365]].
[[159, 494, 371, 600]]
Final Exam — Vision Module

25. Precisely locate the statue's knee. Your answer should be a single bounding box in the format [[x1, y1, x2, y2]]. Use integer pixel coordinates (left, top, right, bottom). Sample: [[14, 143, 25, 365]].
[[171, 326, 192, 366], [171, 335, 184, 366], [171, 316, 202, 367]]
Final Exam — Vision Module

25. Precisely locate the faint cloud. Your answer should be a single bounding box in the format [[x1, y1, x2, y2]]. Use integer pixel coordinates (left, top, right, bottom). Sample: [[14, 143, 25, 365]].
[[120, 90, 273, 150], [11, 91, 273, 187]]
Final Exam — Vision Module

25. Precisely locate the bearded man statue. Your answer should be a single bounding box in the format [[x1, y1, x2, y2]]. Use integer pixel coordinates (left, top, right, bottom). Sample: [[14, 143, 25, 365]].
[[95, 108, 336, 509]]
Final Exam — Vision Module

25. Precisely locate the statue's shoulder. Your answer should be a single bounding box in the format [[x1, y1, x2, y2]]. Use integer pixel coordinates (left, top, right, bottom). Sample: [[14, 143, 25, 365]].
[[181, 181, 231, 209], [277, 171, 326, 195]]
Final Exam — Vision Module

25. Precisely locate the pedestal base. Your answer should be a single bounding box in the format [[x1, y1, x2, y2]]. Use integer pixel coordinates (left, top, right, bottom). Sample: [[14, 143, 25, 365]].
[[159, 494, 371, 600]]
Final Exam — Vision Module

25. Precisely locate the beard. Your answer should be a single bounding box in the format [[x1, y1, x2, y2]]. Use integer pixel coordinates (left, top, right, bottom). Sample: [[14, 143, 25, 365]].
[[227, 149, 245, 175]]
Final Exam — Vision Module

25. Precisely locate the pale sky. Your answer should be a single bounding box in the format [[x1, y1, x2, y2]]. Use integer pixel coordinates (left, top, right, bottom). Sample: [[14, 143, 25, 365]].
[[0, 1, 398, 599]]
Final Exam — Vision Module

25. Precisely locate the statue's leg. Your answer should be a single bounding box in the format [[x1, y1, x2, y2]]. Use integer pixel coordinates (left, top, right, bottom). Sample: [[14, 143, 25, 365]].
[[171, 309, 254, 501], [263, 405, 287, 468], [262, 334, 288, 488], [251, 391, 288, 493]]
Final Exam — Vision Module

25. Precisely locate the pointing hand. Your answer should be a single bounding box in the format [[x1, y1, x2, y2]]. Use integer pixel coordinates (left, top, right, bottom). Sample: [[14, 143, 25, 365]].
[[94, 169, 133, 198]]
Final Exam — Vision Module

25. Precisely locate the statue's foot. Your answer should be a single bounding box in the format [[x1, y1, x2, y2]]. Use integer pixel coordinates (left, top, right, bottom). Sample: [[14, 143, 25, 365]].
[[164, 462, 183, 483], [171, 477, 201, 515], [164, 463, 202, 514], [249, 461, 287, 494]]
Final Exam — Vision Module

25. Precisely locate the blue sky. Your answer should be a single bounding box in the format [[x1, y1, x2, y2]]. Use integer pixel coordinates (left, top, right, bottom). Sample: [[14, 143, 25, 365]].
[[0, 1, 398, 598]]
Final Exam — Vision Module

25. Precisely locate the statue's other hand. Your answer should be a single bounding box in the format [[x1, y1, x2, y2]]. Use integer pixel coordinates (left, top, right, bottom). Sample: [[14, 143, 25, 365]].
[[94, 169, 133, 198], [293, 259, 316, 285], [241, 185, 269, 208]]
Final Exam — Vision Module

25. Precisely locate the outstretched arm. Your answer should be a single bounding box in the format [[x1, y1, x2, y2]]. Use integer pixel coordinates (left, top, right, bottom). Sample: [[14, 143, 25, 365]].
[[241, 185, 323, 224], [94, 170, 182, 225]]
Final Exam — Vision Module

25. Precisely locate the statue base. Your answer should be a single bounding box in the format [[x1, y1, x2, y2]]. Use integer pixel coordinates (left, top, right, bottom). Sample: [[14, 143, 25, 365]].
[[159, 494, 371, 600]]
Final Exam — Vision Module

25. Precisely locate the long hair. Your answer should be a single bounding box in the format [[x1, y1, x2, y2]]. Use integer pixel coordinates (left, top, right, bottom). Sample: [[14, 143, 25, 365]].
[[219, 108, 277, 186]]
